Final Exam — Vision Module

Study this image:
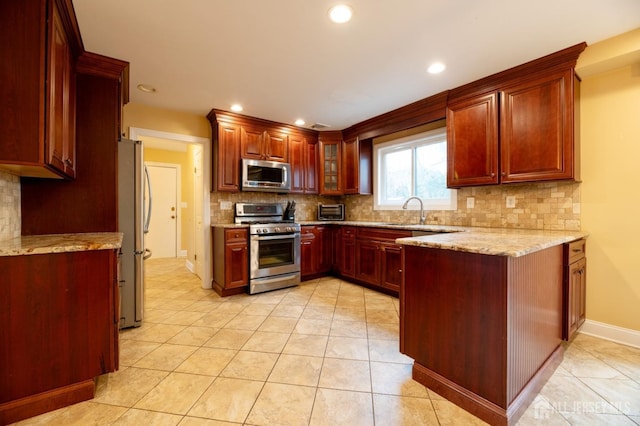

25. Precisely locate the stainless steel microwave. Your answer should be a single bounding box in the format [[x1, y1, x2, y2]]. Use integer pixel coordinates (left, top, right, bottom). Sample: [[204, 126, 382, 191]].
[[242, 158, 291, 193], [318, 203, 345, 221]]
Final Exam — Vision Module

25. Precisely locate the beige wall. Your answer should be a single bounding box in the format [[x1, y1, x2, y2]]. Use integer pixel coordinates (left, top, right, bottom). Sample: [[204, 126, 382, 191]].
[[578, 29, 640, 331]]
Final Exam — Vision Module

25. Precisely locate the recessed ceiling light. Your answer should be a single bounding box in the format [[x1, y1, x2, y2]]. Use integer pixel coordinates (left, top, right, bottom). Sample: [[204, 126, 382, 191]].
[[329, 4, 353, 23], [137, 84, 156, 93], [295, 119, 306, 126], [230, 104, 243, 112], [427, 62, 446, 74]]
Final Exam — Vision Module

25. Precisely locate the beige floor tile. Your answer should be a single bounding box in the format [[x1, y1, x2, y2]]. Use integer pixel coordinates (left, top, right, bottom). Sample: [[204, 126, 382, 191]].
[[373, 393, 439, 425], [120, 323, 186, 343], [561, 412, 638, 425], [188, 377, 264, 422], [246, 382, 316, 426], [516, 394, 571, 425], [307, 295, 337, 307], [112, 408, 183, 425], [333, 306, 366, 321], [134, 372, 214, 415], [241, 303, 276, 316], [370, 361, 429, 397], [258, 316, 299, 333], [561, 344, 628, 379], [318, 358, 371, 392], [241, 331, 290, 353], [368, 338, 412, 364], [175, 347, 237, 376], [133, 343, 198, 371], [330, 319, 367, 338], [279, 294, 311, 306], [179, 417, 240, 426], [118, 340, 161, 366], [222, 313, 267, 331], [309, 388, 373, 426], [161, 310, 207, 326], [366, 309, 399, 324], [93, 367, 169, 406], [301, 305, 335, 320], [335, 295, 365, 307], [184, 300, 221, 313], [167, 325, 219, 346], [221, 350, 279, 381], [367, 322, 399, 340], [215, 302, 250, 314], [364, 298, 396, 311], [270, 304, 305, 318], [431, 399, 489, 425], [204, 328, 253, 349], [294, 318, 332, 335], [269, 354, 323, 386], [29, 401, 127, 425], [282, 334, 329, 357], [324, 336, 369, 360], [539, 375, 620, 414], [579, 377, 640, 415], [191, 311, 237, 328]]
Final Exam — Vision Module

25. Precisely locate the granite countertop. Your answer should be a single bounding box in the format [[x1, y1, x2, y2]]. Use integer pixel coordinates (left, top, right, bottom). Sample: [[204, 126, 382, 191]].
[[211, 223, 249, 229], [0, 232, 123, 257]]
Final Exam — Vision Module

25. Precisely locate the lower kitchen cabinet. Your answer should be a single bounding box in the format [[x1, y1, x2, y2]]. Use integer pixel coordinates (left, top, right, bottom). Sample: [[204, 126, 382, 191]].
[[563, 238, 587, 340], [212, 227, 249, 296], [353, 227, 411, 294], [301, 225, 333, 280], [335, 226, 356, 278], [0, 248, 119, 424]]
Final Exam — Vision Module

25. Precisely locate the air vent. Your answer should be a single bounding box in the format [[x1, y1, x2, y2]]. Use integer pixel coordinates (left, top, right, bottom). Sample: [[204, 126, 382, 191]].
[[310, 122, 330, 130]]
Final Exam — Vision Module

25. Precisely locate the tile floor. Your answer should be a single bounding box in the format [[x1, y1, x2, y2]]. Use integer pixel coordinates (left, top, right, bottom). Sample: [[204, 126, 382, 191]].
[[15, 258, 640, 425]]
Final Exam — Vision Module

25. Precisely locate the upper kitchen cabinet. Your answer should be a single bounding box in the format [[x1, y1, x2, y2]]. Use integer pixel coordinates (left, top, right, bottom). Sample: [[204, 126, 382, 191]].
[[318, 131, 343, 195], [240, 125, 288, 163], [289, 131, 319, 194], [208, 110, 241, 192], [0, 0, 82, 179], [446, 43, 585, 188], [343, 135, 372, 195]]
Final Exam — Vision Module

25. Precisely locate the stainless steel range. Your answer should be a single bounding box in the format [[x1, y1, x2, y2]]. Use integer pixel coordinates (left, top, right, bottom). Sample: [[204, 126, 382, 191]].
[[235, 202, 301, 294]]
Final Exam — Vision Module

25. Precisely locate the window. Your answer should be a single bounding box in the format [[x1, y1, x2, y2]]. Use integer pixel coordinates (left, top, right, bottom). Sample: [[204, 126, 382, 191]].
[[373, 127, 456, 210]]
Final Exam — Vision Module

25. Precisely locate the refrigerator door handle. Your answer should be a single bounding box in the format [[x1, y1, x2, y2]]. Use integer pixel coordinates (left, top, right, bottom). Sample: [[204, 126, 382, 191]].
[[144, 165, 152, 234], [143, 248, 152, 260]]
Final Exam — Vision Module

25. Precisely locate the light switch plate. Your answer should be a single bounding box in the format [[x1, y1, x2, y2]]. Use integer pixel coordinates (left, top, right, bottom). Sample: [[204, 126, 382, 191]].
[[506, 196, 516, 208], [220, 201, 232, 210], [466, 197, 475, 208]]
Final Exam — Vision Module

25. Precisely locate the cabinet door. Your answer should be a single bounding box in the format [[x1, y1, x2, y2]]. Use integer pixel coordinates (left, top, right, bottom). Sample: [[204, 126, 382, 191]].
[[381, 243, 403, 292], [343, 136, 359, 194], [288, 134, 304, 193], [47, 1, 76, 178], [317, 226, 333, 273], [304, 137, 319, 194], [565, 257, 586, 340], [355, 239, 381, 285], [240, 125, 265, 160], [337, 227, 356, 278], [319, 133, 343, 195], [300, 227, 317, 277], [501, 69, 575, 183], [216, 123, 241, 192], [265, 130, 288, 162], [446, 92, 499, 187], [225, 242, 248, 288]]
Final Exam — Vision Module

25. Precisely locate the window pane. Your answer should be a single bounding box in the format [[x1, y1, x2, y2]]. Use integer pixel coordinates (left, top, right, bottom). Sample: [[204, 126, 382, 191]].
[[383, 149, 411, 201], [415, 141, 447, 199]]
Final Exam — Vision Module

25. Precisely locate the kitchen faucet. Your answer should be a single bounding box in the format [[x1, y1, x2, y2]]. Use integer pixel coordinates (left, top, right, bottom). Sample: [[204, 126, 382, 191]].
[[402, 196, 426, 225]]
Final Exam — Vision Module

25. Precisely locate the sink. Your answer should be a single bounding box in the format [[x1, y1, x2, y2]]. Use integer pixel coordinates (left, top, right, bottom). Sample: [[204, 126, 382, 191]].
[[411, 230, 445, 237]]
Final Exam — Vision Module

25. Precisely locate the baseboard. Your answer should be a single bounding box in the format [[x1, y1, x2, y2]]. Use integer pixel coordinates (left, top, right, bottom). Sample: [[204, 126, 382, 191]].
[[185, 259, 194, 273], [579, 319, 640, 349]]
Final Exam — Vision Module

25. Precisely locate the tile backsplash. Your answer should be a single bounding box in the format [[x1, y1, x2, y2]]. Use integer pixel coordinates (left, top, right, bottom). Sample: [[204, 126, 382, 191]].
[[210, 181, 580, 231], [344, 181, 581, 231], [0, 171, 21, 241]]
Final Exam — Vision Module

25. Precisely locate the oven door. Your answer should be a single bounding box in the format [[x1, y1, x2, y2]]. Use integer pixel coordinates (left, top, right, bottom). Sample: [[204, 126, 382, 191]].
[[250, 232, 301, 279]]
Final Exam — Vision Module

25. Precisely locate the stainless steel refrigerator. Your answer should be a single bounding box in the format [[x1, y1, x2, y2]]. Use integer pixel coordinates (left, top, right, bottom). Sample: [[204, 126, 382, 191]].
[[118, 138, 152, 329]]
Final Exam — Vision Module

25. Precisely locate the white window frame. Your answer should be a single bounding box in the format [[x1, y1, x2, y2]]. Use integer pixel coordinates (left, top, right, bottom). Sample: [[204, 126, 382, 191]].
[[373, 127, 457, 211]]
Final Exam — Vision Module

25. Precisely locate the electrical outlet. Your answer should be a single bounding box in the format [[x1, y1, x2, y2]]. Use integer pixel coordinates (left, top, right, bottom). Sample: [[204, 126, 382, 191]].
[[506, 196, 516, 208], [220, 201, 232, 210], [466, 197, 475, 209]]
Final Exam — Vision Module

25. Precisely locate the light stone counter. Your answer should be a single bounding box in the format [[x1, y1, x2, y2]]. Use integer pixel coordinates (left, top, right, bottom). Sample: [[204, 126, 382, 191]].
[[0, 232, 123, 257], [297, 221, 587, 257]]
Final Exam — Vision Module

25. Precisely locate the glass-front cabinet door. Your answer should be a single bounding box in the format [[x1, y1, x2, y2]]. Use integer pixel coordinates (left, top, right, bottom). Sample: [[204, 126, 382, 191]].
[[319, 131, 342, 195]]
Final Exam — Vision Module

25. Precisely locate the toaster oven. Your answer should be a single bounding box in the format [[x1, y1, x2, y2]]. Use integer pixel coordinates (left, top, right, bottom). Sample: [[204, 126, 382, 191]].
[[317, 203, 345, 221]]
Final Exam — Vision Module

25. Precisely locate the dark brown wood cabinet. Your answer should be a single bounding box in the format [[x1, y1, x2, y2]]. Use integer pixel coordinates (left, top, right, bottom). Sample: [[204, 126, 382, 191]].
[[353, 227, 411, 294], [319, 131, 343, 195], [336, 226, 356, 278], [212, 227, 249, 296], [0, 249, 119, 424], [563, 239, 587, 341], [301, 225, 332, 279], [0, 0, 82, 179], [289, 132, 319, 194], [446, 44, 585, 188], [343, 136, 372, 195], [210, 119, 241, 192], [240, 125, 288, 162]]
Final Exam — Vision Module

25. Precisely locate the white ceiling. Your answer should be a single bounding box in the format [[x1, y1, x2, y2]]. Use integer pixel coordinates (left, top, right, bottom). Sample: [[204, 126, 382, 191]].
[[72, 0, 640, 131]]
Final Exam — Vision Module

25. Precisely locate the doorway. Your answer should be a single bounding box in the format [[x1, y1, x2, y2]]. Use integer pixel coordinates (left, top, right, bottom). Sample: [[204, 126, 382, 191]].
[[145, 163, 179, 259], [129, 127, 211, 289]]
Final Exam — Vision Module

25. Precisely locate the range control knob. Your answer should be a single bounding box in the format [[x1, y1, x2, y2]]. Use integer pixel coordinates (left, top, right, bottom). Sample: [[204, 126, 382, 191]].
[[262, 228, 269, 234]]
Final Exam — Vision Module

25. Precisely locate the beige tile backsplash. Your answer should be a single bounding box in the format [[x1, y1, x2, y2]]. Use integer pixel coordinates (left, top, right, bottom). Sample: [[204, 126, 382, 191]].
[[0, 171, 21, 241], [210, 181, 580, 231]]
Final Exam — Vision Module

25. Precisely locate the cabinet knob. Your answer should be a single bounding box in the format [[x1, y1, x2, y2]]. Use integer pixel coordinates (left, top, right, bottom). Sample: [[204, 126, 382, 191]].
[[491, 173, 495, 177], [501, 172, 506, 176]]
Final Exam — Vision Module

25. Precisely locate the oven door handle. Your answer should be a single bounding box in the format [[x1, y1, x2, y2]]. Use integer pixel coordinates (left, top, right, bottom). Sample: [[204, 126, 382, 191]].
[[252, 233, 298, 241]]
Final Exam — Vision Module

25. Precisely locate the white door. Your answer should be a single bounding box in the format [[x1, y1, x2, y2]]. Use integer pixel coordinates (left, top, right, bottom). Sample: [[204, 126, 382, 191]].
[[193, 145, 205, 279], [145, 164, 178, 258]]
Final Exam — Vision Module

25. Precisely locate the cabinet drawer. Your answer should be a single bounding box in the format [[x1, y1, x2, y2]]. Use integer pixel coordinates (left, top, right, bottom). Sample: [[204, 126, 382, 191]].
[[566, 239, 586, 263], [301, 226, 316, 238], [341, 226, 356, 239], [356, 227, 412, 241], [225, 228, 248, 243]]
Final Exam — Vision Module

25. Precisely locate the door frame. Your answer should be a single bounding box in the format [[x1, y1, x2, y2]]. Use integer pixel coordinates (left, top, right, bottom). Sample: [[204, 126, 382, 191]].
[[145, 162, 181, 258], [129, 127, 211, 289]]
